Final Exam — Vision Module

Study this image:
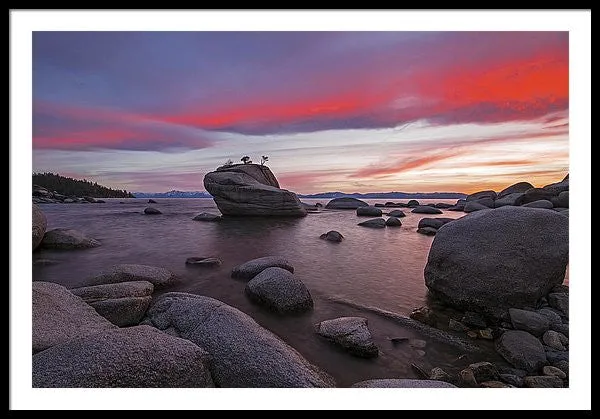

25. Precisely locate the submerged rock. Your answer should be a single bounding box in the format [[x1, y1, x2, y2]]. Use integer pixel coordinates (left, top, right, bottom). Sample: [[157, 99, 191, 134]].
[[192, 212, 221, 222], [411, 206, 443, 214], [185, 257, 223, 267], [315, 317, 378, 358], [87, 264, 177, 288], [32, 204, 47, 251], [356, 206, 382, 217], [143, 207, 162, 215], [33, 325, 214, 388], [203, 163, 306, 217], [245, 267, 313, 314], [145, 293, 334, 387], [319, 230, 344, 242], [425, 207, 569, 318], [41, 228, 101, 249], [357, 218, 386, 228], [231, 256, 294, 280], [325, 197, 369, 209]]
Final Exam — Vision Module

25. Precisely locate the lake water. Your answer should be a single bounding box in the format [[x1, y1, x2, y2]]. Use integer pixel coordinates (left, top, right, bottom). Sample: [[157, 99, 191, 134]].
[[33, 198, 508, 386]]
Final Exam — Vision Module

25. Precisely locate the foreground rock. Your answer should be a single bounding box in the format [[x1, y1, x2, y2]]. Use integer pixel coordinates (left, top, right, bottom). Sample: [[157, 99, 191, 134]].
[[33, 325, 214, 388], [356, 206, 382, 217], [71, 281, 153, 327], [320, 230, 344, 242], [352, 379, 457, 388], [231, 256, 294, 280], [425, 207, 569, 317], [387, 209, 406, 218], [145, 293, 334, 387], [33, 282, 116, 353], [245, 267, 313, 314], [192, 212, 221, 222], [87, 264, 177, 288], [203, 163, 306, 217], [32, 204, 47, 251], [357, 218, 386, 228], [495, 330, 547, 372], [325, 197, 368, 209], [41, 228, 101, 249], [411, 206, 443, 214], [315, 317, 378, 358]]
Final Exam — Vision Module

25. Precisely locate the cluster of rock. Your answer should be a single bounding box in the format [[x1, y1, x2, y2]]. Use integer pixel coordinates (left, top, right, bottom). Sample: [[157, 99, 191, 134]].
[[408, 196, 570, 388], [409, 294, 569, 388], [232, 256, 313, 314], [32, 276, 334, 387], [33, 185, 106, 204], [203, 164, 306, 217], [446, 175, 569, 216]]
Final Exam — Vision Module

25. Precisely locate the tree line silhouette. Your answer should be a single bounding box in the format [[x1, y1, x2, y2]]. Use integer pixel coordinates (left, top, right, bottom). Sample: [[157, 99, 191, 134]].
[[32, 172, 134, 198]]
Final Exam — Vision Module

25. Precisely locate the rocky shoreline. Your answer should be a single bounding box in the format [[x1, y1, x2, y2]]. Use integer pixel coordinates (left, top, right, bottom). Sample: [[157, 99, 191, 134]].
[[31, 171, 570, 388]]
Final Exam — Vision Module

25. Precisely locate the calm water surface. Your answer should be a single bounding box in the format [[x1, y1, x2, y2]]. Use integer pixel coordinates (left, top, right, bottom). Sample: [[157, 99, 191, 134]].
[[33, 198, 508, 386]]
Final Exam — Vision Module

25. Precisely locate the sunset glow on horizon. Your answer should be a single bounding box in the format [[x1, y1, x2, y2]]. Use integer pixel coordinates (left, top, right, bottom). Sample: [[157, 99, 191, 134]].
[[32, 31, 569, 194]]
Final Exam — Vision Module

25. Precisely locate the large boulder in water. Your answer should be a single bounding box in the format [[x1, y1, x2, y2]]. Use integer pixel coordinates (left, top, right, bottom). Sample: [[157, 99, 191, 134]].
[[325, 197, 368, 209], [411, 206, 443, 214], [41, 228, 101, 249], [357, 218, 386, 228], [203, 163, 306, 217], [315, 317, 378, 358], [145, 293, 334, 387], [424, 207, 569, 318], [32, 204, 47, 251], [356, 206, 382, 216], [33, 282, 117, 354], [418, 217, 454, 230], [498, 182, 534, 198], [245, 267, 313, 314], [33, 325, 214, 388], [231, 256, 294, 280]]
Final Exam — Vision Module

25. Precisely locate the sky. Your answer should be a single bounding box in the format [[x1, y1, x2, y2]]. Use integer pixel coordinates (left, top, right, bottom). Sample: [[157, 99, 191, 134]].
[[32, 31, 569, 194]]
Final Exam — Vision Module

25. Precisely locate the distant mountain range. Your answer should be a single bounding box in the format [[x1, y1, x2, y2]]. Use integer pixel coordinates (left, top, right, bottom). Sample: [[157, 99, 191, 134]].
[[132, 190, 212, 198], [298, 191, 467, 199], [133, 190, 466, 200]]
